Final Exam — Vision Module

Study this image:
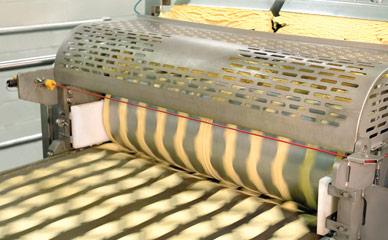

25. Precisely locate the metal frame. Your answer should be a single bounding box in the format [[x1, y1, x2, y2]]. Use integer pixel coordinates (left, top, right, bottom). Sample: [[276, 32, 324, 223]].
[[0, 133, 42, 150], [0, 17, 111, 35], [325, 146, 388, 239], [0, 55, 55, 71], [16, 68, 99, 156]]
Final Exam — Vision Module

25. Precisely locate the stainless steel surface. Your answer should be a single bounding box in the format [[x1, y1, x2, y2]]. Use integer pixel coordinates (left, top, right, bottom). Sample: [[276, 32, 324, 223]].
[[55, 16, 388, 152], [328, 155, 381, 240], [358, 70, 388, 150], [0, 55, 55, 71], [0, 133, 42, 150], [362, 185, 388, 239], [0, 17, 111, 35], [40, 105, 53, 158], [281, 0, 388, 21], [17, 68, 57, 105]]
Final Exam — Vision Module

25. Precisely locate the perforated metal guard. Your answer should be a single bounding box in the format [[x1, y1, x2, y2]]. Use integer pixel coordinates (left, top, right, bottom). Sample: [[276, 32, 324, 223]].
[[359, 71, 388, 150], [55, 16, 388, 152]]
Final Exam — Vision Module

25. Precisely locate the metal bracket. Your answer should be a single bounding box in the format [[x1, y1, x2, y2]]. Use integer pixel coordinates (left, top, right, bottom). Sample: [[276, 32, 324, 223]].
[[324, 151, 383, 239], [47, 140, 68, 156], [270, 0, 285, 17], [326, 213, 350, 236], [328, 184, 359, 199], [16, 68, 100, 156], [17, 68, 57, 105]]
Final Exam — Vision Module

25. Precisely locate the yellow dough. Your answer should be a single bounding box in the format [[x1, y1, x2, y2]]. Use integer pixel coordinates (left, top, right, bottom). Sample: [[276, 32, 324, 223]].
[[161, 5, 388, 44], [274, 12, 388, 44], [271, 218, 311, 240], [0, 146, 315, 239], [160, 5, 273, 32]]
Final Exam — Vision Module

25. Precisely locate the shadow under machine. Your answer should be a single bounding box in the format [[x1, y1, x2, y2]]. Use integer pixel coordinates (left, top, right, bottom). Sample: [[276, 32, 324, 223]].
[[5, 14, 388, 239]]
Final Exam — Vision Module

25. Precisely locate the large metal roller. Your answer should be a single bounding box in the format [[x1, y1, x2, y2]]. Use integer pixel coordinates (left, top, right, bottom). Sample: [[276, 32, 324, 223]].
[[103, 98, 338, 209], [53, 16, 388, 208]]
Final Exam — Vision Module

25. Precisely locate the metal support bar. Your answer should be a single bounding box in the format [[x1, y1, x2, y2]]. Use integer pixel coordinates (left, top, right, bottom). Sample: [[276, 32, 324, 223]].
[[0, 55, 55, 71], [270, 0, 285, 17], [0, 17, 111, 35], [0, 133, 42, 150]]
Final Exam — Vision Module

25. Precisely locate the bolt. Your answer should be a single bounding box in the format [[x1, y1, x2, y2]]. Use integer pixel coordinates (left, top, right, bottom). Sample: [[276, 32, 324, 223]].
[[34, 78, 44, 85], [67, 89, 73, 97], [342, 192, 349, 198], [6, 78, 18, 88], [337, 226, 345, 232], [56, 118, 69, 127]]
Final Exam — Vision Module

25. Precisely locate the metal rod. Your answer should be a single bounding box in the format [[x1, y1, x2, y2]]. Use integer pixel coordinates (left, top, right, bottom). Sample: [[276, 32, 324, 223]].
[[0, 133, 42, 150], [0, 17, 111, 35], [0, 55, 56, 71]]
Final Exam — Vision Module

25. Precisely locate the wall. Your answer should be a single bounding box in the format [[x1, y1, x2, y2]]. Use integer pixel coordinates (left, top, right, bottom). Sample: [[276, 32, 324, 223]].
[[0, 0, 142, 171]]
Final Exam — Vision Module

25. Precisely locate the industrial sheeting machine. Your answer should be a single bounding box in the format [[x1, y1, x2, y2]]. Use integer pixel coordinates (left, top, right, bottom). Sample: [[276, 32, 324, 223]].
[[5, 16, 388, 239]]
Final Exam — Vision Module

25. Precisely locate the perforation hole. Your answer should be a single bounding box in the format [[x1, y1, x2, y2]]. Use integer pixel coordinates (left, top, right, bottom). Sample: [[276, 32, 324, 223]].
[[286, 95, 301, 102], [275, 85, 290, 92], [294, 89, 309, 95], [271, 100, 285, 107], [283, 72, 297, 77], [238, 71, 251, 77], [339, 75, 355, 80], [342, 82, 358, 88], [321, 79, 337, 84], [301, 75, 317, 81], [335, 96, 352, 103], [246, 66, 261, 71], [314, 93, 331, 100], [257, 82, 272, 88], [255, 74, 269, 79], [311, 84, 327, 90], [240, 78, 254, 84], [351, 71, 367, 76], [273, 77, 288, 83], [305, 99, 321, 105], [223, 76, 236, 81]]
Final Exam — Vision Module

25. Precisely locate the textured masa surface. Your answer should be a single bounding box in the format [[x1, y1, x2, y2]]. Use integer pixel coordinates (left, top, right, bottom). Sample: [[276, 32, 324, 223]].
[[0, 145, 316, 240]]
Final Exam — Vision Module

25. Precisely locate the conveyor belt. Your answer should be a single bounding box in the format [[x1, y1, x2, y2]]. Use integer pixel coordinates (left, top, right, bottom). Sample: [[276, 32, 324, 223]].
[[0, 144, 316, 240]]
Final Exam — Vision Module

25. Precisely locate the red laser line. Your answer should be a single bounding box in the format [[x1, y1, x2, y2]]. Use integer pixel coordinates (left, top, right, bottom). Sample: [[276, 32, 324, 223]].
[[56, 83, 346, 158]]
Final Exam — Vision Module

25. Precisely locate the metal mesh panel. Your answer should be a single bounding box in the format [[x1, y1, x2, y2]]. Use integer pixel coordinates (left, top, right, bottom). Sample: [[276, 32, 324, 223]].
[[55, 16, 388, 152]]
